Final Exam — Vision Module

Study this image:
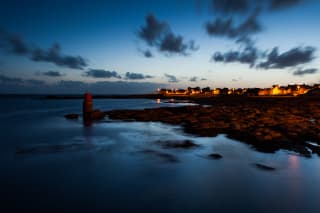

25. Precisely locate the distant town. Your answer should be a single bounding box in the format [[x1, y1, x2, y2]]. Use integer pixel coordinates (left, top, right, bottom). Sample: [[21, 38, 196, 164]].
[[158, 84, 320, 97]]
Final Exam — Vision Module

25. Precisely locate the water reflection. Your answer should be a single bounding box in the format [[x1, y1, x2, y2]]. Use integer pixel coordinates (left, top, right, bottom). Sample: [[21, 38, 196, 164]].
[[83, 125, 93, 144], [288, 154, 300, 170], [287, 154, 303, 212]]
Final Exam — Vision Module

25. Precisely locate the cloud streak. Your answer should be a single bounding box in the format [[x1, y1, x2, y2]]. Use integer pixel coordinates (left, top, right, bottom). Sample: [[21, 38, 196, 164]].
[[31, 44, 87, 70], [189, 76, 198, 82], [212, 45, 317, 73], [164, 73, 179, 83], [125, 72, 153, 80], [212, 45, 259, 66], [84, 69, 121, 79], [258, 46, 316, 69], [39, 71, 66, 77], [269, 0, 304, 10], [206, 9, 262, 41], [293, 68, 318, 76], [211, 0, 251, 14], [210, 0, 305, 14], [0, 30, 88, 70]]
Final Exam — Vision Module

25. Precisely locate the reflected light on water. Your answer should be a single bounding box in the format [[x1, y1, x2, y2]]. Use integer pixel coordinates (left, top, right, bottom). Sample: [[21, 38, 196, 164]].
[[288, 155, 300, 170], [287, 154, 303, 211]]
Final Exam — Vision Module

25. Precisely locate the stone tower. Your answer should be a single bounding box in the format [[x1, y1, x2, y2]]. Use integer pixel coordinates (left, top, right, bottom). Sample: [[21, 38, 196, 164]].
[[83, 92, 93, 121]]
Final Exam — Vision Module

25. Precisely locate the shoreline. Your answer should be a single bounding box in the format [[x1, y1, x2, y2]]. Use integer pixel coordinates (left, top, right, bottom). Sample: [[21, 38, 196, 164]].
[[38, 93, 315, 100], [105, 96, 320, 157]]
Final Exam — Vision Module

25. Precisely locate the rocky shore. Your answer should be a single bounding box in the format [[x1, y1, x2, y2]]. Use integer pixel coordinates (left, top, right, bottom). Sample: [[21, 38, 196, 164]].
[[106, 96, 320, 157]]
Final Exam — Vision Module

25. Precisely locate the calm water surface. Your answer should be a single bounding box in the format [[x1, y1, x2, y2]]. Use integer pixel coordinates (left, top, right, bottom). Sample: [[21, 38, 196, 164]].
[[0, 97, 320, 212]]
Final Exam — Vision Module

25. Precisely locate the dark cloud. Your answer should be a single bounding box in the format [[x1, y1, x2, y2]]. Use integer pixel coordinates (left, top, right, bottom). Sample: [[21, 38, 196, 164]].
[[144, 50, 153, 58], [293, 68, 318, 76], [0, 74, 23, 84], [208, 2, 315, 70], [160, 33, 187, 55], [26, 79, 46, 85], [206, 0, 305, 45], [206, 9, 262, 41], [40, 70, 66, 77], [138, 14, 169, 45], [212, 44, 259, 66], [258, 46, 316, 69], [31, 44, 87, 70], [210, 0, 304, 14], [189, 76, 198, 82], [213, 45, 316, 69], [269, 0, 303, 10], [84, 69, 121, 79], [206, 18, 234, 38], [164, 74, 179, 83], [189, 76, 207, 82], [125, 72, 153, 80], [138, 14, 198, 55], [0, 30, 88, 70], [211, 0, 250, 14], [0, 34, 29, 55], [159, 35, 200, 55]]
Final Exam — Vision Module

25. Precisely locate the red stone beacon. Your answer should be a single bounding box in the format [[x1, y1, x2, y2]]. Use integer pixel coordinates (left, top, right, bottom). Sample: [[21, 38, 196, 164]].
[[85, 92, 92, 102], [82, 92, 105, 123], [83, 92, 94, 122]]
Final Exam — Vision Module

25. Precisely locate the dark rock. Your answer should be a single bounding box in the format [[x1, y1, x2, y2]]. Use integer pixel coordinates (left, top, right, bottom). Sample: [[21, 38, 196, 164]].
[[254, 163, 276, 171], [158, 140, 200, 149], [208, 153, 223, 159], [90, 110, 106, 120], [106, 96, 320, 157], [64, 113, 79, 119]]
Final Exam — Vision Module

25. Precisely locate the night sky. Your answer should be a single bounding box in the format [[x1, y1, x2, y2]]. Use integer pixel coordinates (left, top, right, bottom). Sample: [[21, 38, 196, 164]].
[[0, 0, 319, 94]]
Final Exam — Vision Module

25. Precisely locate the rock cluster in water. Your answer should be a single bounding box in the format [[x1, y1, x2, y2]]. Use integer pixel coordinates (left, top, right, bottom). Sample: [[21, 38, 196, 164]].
[[106, 97, 320, 157]]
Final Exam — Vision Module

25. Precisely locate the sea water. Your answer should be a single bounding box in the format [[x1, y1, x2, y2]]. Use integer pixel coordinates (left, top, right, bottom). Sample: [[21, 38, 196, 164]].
[[0, 96, 320, 212]]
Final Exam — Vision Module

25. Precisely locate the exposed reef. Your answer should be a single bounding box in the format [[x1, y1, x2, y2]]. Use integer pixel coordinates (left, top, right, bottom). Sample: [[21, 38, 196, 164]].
[[254, 163, 276, 171], [106, 96, 320, 157], [207, 153, 223, 159], [156, 140, 200, 149], [64, 113, 79, 119]]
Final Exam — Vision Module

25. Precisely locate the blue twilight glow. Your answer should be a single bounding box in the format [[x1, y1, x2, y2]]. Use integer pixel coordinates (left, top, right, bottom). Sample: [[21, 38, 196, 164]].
[[0, 0, 319, 94]]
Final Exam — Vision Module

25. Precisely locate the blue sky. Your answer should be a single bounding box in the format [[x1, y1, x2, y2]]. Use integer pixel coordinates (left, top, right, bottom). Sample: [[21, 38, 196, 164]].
[[0, 0, 319, 94]]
